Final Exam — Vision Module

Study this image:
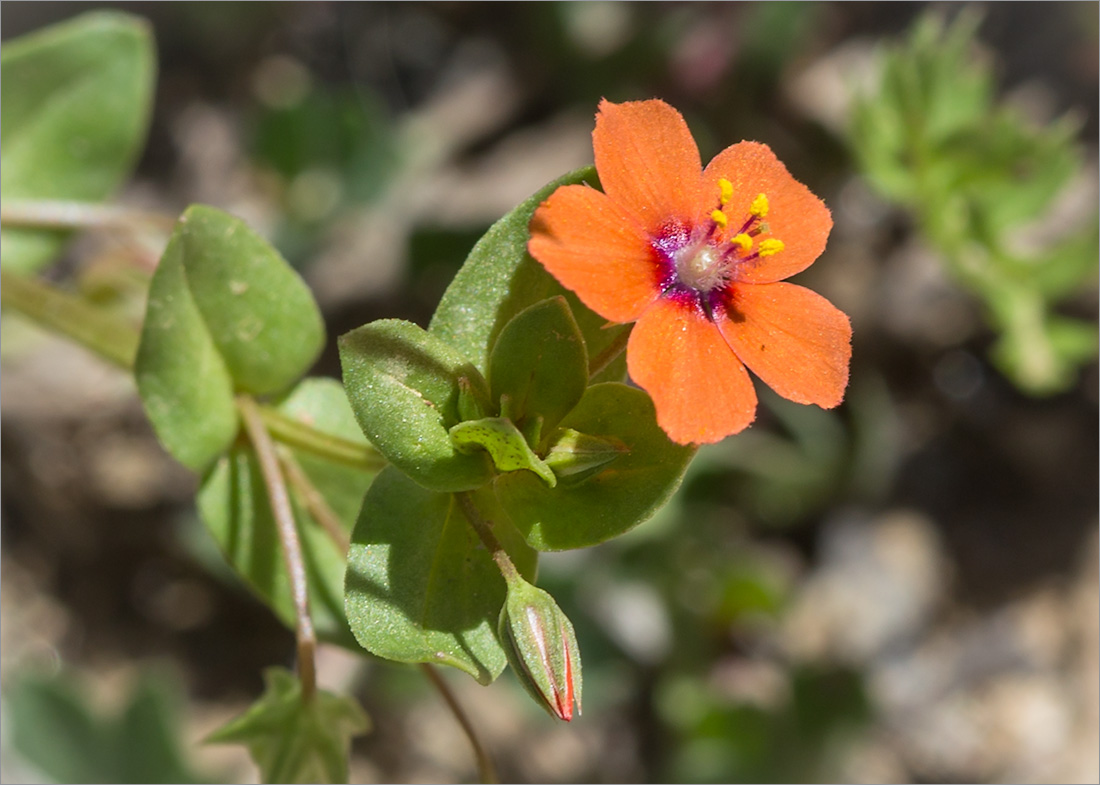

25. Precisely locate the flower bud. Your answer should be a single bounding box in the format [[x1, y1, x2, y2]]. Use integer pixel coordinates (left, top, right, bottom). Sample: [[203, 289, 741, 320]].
[[498, 578, 582, 721]]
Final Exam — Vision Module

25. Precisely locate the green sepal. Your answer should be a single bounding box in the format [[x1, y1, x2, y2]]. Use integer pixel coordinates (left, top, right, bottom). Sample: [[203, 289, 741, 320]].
[[343, 468, 537, 684], [338, 319, 493, 492], [496, 383, 696, 551], [450, 417, 556, 487], [1, 11, 155, 273], [488, 296, 588, 439], [542, 427, 628, 479], [205, 667, 369, 784]]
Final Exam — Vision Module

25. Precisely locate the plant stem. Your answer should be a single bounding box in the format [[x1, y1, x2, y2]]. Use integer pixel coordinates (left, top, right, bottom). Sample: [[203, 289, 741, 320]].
[[0, 268, 139, 369], [0, 199, 176, 232], [237, 395, 317, 702], [420, 664, 498, 784], [258, 405, 385, 473], [278, 446, 351, 554], [588, 324, 631, 379], [454, 492, 519, 583]]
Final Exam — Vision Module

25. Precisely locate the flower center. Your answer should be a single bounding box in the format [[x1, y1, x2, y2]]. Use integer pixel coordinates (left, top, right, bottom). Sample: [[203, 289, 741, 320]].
[[674, 243, 727, 292], [663, 181, 786, 298]]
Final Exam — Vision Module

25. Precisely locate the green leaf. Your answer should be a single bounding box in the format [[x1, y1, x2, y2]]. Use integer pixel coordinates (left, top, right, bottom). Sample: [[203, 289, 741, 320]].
[[339, 319, 493, 492], [168, 205, 326, 394], [496, 383, 695, 551], [344, 467, 537, 684], [1, 11, 155, 272], [197, 379, 373, 649], [489, 296, 588, 438], [450, 417, 556, 487], [428, 167, 628, 382], [206, 668, 369, 785], [136, 205, 326, 469], [135, 224, 239, 471]]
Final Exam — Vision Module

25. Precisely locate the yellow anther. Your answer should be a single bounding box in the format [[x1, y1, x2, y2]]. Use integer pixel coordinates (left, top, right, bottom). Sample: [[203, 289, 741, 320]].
[[750, 193, 770, 218], [718, 178, 733, 206], [731, 233, 753, 253], [758, 238, 785, 257], [710, 209, 728, 229]]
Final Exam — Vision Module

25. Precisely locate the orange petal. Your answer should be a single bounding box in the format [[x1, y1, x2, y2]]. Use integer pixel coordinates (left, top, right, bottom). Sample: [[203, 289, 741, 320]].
[[627, 297, 757, 445], [594, 99, 703, 235], [718, 282, 851, 408], [528, 184, 661, 323], [703, 142, 831, 284]]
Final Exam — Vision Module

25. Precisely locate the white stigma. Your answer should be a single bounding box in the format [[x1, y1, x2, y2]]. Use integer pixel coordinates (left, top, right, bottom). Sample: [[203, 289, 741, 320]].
[[674, 243, 727, 292]]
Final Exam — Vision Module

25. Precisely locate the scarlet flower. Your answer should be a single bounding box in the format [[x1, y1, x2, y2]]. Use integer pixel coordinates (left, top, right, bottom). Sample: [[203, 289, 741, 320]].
[[528, 99, 852, 445]]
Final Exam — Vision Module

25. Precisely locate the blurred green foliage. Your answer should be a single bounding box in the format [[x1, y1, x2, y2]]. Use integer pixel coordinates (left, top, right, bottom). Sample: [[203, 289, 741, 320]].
[[4, 669, 211, 784], [851, 10, 1099, 395]]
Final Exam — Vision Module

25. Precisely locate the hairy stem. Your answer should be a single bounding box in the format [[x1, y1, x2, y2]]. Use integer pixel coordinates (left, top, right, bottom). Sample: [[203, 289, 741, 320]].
[[237, 395, 317, 702], [588, 324, 631, 379], [420, 664, 498, 784], [258, 405, 385, 474], [278, 446, 351, 554], [0, 199, 176, 232], [0, 268, 139, 369], [454, 492, 519, 583]]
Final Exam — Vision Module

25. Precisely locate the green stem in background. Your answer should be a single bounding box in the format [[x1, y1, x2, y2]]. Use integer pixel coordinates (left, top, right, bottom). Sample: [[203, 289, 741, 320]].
[[237, 395, 318, 703], [454, 491, 519, 584], [278, 446, 351, 554], [259, 405, 386, 474], [587, 324, 631, 379], [0, 267, 139, 369], [0, 198, 176, 233], [420, 664, 498, 784]]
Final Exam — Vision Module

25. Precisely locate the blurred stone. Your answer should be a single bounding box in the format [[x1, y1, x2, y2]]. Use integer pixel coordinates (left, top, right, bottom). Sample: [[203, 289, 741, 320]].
[[782, 509, 948, 664]]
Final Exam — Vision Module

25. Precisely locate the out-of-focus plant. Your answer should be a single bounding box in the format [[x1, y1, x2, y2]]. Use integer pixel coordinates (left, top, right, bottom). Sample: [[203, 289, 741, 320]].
[[3, 669, 214, 784], [850, 11, 1099, 394]]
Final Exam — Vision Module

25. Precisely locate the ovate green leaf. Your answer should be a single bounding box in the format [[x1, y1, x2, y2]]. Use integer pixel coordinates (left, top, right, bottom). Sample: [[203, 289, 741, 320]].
[[170, 205, 325, 394], [344, 467, 536, 684], [339, 319, 493, 492], [428, 167, 628, 382], [1, 12, 155, 272], [489, 296, 587, 438]]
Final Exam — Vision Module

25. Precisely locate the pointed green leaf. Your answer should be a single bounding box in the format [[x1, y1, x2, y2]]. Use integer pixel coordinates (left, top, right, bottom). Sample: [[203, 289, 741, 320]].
[[206, 668, 368, 784], [1, 12, 155, 272], [496, 383, 695, 550], [339, 319, 493, 492], [450, 417, 556, 487], [428, 167, 627, 382], [344, 467, 537, 684], [488, 296, 587, 437], [197, 379, 374, 649]]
